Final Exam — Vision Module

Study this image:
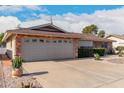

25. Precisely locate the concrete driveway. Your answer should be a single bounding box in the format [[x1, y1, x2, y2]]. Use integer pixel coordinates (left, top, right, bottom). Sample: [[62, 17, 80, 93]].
[[23, 56, 124, 88]]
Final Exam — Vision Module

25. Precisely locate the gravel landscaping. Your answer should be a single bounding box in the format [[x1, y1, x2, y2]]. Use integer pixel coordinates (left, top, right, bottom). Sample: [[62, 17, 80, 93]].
[[0, 61, 42, 88], [0, 63, 4, 87]]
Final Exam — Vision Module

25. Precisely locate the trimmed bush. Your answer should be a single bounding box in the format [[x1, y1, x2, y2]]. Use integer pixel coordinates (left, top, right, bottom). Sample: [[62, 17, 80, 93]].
[[93, 48, 105, 56], [78, 47, 105, 58], [78, 48, 93, 58]]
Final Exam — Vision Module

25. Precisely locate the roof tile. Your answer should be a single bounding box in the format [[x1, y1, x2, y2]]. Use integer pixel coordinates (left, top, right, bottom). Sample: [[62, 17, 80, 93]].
[[6, 29, 113, 42]]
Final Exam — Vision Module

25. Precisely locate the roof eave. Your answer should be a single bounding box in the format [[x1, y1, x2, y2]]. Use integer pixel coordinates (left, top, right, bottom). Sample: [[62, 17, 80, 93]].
[[4, 31, 80, 39], [2, 32, 13, 42]]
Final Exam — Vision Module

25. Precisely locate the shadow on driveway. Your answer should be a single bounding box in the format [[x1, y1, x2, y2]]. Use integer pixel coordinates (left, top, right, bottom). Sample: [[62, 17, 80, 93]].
[[23, 71, 48, 76]]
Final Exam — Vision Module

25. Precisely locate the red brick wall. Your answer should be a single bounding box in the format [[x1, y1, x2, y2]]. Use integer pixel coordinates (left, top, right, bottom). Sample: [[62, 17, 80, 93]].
[[93, 42, 102, 48], [73, 39, 79, 58], [15, 35, 22, 57]]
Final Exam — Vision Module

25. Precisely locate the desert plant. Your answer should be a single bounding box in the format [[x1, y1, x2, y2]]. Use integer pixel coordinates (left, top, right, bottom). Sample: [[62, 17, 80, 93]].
[[116, 46, 124, 51], [94, 53, 100, 60], [11, 56, 23, 77], [116, 46, 124, 57], [12, 56, 23, 69], [118, 51, 123, 57], [21, 82, 33, 88]]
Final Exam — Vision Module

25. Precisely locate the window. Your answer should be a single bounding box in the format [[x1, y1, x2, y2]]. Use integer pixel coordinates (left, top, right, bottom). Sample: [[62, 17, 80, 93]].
[[39, 39, 44, 42], [24, 39, 30, 42], [69, 41, 72, 43], [32, 39, 37, 42], [46, 40, 50, 43], [58, 40, 62, 43], [102, 42, 108, 48], [64, 40, 67, 43], [53, 40, 57, 43]]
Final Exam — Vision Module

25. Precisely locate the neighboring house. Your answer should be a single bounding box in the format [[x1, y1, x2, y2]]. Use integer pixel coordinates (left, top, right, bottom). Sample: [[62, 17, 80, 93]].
[[2, 23, 113, 61], [107, 34, 124, 48]]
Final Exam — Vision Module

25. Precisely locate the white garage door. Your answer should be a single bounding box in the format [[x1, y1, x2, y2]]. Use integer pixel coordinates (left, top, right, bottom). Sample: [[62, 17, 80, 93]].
[[79, 40, 93, 47], [21, 38, 74, 61]]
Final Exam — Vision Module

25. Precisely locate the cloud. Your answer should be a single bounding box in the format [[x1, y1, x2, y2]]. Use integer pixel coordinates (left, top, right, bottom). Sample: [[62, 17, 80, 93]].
[[1, 6, 124, 36], [0, 6, 23, 13], [36, 7, 124, 35], [0, 16, 21, 33], [0, 5, 47, 14], [25, 6, 47, 11]]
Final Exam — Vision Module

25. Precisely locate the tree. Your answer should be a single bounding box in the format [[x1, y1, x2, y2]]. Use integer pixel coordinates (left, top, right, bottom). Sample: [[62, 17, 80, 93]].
[[98, 30, 105, 38], [82, 24, 98, 35], [0, 33, 4, 45]]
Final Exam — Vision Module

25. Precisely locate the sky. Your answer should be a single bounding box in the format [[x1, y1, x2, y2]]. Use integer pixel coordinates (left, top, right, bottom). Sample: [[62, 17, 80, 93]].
[[0, 5, 124, 35]]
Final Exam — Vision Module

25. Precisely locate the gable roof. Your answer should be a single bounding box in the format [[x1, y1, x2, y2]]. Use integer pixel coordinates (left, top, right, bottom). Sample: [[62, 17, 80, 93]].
[[4, 29, 78, 39], [29, 23, 67, 33], [107, 34, 124, 40], [2, 23, 113, 42]]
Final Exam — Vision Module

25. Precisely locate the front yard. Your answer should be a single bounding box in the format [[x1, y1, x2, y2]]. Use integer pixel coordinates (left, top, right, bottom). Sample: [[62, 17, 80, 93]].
[[1, 55, 124, 88]]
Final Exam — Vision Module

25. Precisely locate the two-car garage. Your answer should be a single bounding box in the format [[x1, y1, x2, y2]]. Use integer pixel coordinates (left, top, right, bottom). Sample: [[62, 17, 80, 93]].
[[21, 38, 74, 61]]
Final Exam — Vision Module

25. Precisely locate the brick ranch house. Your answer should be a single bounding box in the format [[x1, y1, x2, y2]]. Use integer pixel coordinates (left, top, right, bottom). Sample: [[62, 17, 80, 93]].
[[2, 23, 113, 61]]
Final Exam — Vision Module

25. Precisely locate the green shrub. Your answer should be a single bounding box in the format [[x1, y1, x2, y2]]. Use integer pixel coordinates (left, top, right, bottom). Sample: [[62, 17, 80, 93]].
[[78, 48, 105, 58], [94, 53, 100, 60], [93, 48, 105, 56], [12, 56, 23, 69], [78, 48, 93, 58]]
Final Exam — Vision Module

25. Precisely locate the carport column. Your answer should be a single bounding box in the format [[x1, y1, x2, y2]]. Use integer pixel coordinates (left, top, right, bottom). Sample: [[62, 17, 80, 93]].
[[73, 39, 79, 58], [15, 35, 22, 57]]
